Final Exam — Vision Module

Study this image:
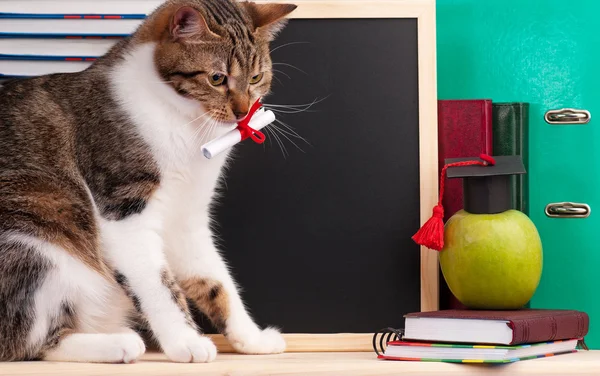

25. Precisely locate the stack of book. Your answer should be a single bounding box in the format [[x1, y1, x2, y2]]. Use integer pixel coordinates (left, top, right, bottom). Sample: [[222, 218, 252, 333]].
[[377, 309, 589, 364], [0, 0, 160, 79]]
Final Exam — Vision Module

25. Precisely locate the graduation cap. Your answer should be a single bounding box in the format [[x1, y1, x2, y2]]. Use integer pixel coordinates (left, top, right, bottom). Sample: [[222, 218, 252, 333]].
[[412, 154, 527, 251], [446, 155, 526, 215]]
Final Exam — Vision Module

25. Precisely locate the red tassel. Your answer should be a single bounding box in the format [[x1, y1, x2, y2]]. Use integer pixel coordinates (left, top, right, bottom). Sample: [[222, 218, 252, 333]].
[[412, 154, 495, 251], [411, 204, 445, 251]]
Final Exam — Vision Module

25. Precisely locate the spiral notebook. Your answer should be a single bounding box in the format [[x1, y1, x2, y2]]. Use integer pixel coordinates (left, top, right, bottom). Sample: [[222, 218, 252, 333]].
[[377, 339, 580, 364]]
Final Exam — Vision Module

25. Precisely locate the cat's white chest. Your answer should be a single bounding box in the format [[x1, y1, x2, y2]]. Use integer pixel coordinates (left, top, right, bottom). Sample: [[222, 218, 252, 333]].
[[156, 153, 230, 243], [161, 154, 228, 214]]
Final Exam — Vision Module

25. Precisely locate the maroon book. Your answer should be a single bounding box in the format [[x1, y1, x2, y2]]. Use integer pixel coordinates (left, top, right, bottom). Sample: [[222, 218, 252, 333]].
[[404, 309, 589, 346], [437, 100, 493, 310], [437, 99, 493, 221]]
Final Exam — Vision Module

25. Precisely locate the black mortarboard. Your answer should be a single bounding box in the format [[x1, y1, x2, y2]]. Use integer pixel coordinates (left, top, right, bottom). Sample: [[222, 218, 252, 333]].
[[412, 154, 526, 251], [445, 155, 526, 214]]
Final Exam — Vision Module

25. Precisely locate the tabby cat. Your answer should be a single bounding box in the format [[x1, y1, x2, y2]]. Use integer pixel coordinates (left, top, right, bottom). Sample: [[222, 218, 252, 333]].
[[0, 0, 296, 363]]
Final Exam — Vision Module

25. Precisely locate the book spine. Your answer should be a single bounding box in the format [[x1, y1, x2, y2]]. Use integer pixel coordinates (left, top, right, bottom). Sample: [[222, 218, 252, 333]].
[[0, 73, 27, 79], [437, 99, 493, 310], [509, 312, 590, 345], [437, 99, 494, 222], [0, 13, 147, 19], [492, 103, 529, 214], [0, 33, 126, 39], [0, 54, 97, 61]]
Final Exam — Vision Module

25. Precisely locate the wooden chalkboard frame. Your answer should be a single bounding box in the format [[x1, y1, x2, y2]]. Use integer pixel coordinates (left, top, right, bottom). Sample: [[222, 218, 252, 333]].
[[209, 0, 439, 353]]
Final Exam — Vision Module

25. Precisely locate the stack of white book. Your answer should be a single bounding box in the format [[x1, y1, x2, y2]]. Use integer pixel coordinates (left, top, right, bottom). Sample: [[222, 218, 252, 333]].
[[0, 0, 161, 77]]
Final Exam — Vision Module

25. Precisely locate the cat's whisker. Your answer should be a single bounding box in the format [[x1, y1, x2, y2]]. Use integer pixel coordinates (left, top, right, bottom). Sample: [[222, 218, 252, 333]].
[[177, 110, 213, 131], [264, 127, 274, 150], [264, 99, 324, 114], [181, 110, 216, 139], [197, 120, 211, 145], [203, 117, 222, 147], [269, 41, 309, 54], [270, 124, 305, 153], [263, 103, 316, 109], [263, 96, 328, 114], [264, 94, 331, 109], [274, 119, 311, 146], [263, 103, 312, 108], [266, 108, 317, 114], [272, 69, 291, 80], [196, 115, 215, 140], [155, 110, 214, 159], [186, 113, 212, 139], [181, 111, 217, 159], [263, 128, 270, 149], [276, 130, 289, 158], [275, 134, 288, 158], [272, 62, 307, 75], [267, 126, 287, 158], [189, 121, 208, 148], [271, 74, 284, 87], [190, 114, 217, 151], [202, 119, 219, 146], [112, 80, 174, 84], [138, 107, 216, 158], [263, 101, 319, 114], [189, 129, 206, 155]]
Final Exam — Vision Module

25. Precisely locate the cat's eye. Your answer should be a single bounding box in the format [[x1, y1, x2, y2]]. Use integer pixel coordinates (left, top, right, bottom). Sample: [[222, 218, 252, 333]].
[[250, 73, 264, 84], [209, 73, 226, 86]]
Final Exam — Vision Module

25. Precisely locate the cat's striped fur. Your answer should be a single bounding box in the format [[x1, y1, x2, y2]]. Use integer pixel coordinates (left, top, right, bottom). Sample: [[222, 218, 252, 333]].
[[0, 0, 296, 363]]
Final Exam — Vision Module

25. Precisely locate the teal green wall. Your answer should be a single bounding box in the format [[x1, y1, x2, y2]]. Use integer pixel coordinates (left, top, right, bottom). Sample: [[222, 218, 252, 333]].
[[437, 0, 600, 348]]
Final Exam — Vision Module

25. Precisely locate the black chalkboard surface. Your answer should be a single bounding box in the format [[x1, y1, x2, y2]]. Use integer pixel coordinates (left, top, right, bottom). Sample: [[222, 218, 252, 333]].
[[211, 18, 421, 334]]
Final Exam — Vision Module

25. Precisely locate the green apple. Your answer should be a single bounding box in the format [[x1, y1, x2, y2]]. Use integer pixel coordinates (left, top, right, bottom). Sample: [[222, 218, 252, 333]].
[[439, 209, 543, 309]]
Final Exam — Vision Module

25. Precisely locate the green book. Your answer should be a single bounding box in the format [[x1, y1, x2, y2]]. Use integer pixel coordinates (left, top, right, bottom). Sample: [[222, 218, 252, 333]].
[[492, 102, 529, 214]]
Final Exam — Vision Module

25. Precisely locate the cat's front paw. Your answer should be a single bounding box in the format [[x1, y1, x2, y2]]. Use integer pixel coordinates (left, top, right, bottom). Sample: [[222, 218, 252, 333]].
[[228, 327, 286, 354], [102, 333, 147, 364], [161, 329, 217, 363]]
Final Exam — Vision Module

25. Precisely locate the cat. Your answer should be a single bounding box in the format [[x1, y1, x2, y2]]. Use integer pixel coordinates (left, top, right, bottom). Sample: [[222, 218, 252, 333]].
[[0, 0, 296, 364]]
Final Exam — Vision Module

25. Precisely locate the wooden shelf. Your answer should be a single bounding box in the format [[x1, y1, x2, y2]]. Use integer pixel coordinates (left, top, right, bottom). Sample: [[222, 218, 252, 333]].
[[1, 350, 599, 375]]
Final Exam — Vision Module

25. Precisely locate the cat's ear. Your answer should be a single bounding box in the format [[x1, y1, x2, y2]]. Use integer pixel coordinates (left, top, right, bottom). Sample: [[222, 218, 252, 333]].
[[170, 6, 220, 42], [241, 2, 298, 41]]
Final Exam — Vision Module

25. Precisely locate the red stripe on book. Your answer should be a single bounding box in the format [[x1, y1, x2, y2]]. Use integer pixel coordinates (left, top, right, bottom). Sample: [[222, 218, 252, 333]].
[[104, 15, 122, 19], [380, 356, 421, 361], [66, 58, 83, 61], [388, 341, 433, 347], [83, 15, 102, 19], [64, 15, 82, 19], [84, 58, 97, 61]]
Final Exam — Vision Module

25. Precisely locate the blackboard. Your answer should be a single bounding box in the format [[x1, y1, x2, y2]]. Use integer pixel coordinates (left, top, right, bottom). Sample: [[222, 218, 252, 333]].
[[210, 18, 422, 335]]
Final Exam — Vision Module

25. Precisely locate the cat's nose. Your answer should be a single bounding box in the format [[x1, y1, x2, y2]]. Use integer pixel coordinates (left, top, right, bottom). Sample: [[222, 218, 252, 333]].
[[234, 110, 249, 121]]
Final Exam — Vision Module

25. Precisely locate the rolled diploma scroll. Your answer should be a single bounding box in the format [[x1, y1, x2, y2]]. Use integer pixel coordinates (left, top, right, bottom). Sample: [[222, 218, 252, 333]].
[[201, 108, 276, 159]]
